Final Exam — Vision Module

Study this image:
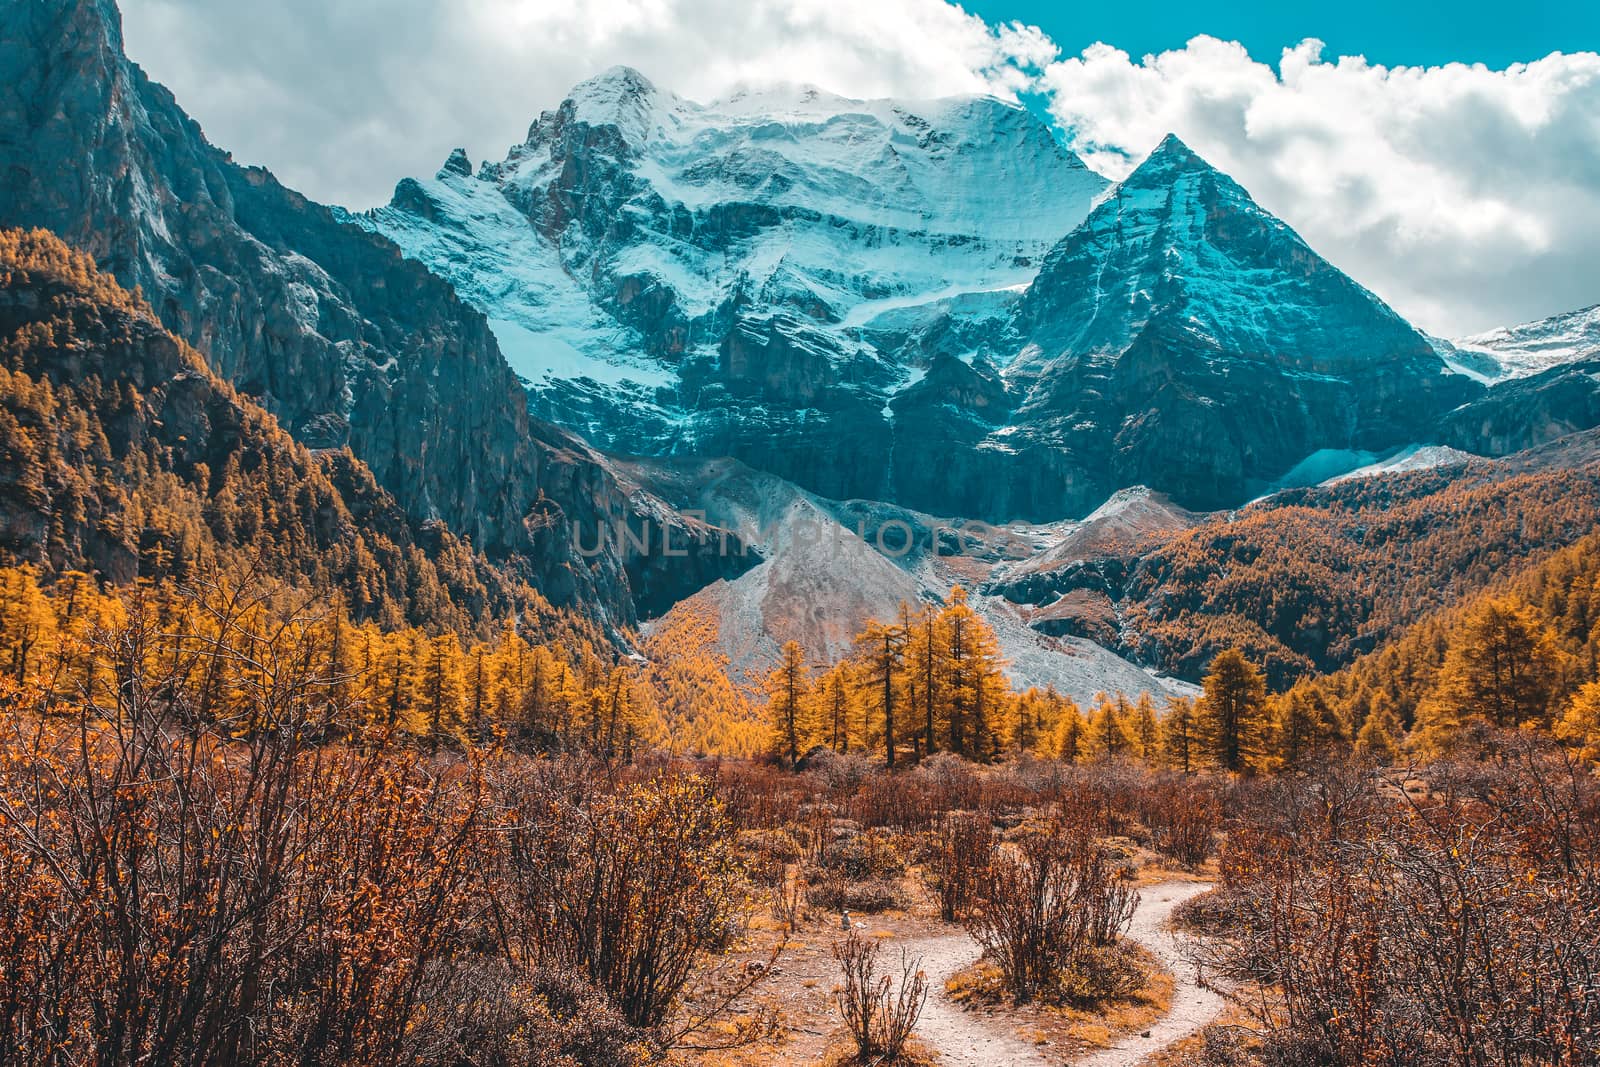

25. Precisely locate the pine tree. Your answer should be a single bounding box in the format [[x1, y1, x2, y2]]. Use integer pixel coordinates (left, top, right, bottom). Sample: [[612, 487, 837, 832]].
[[944, 590, 974, 755], [1423, 598, 1565, 733], [1556, 680, 1600, 763], [855, 617, 907, 768], [937, 588, 1006, 759], [907, 604, 946, 759], [1161, 696, 1199, 774], [465, 645, 491, 742], [0, 565, 56, 681], [1130, 693, 1160, 766], [1087, 694, 1135, 761], [1011, 690, 1052, 755], [818, 664, 857, 753], [1275, 688, 1345, 770], [1198, 649, 1268, 773], [766, 640, 811, 766], [1356, 705, 1402, 764], [1048, 699, 1087, 763], [420, 633, 466, 752]]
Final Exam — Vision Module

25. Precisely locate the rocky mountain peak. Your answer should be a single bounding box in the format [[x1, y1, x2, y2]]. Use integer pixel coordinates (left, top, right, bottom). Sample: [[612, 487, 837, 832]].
[[535, 64, 672, 148], [1019, 134, 1435, 370], [1135, 132, 1207, 171], [360, 67, 1109, 519], [983, 134, 1483, 513]]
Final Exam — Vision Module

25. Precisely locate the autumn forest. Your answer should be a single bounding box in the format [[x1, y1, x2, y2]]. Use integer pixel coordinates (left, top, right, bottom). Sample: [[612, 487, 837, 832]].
[[2, 206, 1600, 1062]]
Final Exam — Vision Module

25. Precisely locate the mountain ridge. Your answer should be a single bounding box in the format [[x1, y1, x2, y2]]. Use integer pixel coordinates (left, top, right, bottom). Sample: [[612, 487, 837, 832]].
[[0, 0, 746, 629], [362, 79, 1485, 522]]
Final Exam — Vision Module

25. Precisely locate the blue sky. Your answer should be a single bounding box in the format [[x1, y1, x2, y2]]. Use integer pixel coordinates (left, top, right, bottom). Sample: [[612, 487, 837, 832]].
[[966, 0, 1597, 69]]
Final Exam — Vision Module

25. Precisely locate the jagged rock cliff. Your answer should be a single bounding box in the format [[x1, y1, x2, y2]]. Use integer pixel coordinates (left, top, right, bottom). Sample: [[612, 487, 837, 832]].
[[0, 0, 743, 624]]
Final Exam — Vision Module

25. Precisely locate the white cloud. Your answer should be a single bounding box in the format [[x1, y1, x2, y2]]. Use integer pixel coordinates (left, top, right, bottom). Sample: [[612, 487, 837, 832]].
[[1041, 38, 1600, 334], [118, 0, 1051, 207], [116, 3, 1600, 334]]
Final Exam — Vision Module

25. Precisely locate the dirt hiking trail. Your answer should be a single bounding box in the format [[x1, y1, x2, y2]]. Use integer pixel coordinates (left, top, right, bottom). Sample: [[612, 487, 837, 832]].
[[897, 880, 1220, 1067]]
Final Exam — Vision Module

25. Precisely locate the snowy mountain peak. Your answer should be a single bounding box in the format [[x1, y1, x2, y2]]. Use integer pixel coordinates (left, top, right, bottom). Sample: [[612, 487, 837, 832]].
[[1144, 132, 1203, 166], [1117, 133, 1246, 206], [1017, 135, 1430, 369], [541, 65, 674, 145], [993, 134, 1475, 511], [1451, 302, 1600, 379], [358, 67, 1112, 518], [566, 64, 660, 111]]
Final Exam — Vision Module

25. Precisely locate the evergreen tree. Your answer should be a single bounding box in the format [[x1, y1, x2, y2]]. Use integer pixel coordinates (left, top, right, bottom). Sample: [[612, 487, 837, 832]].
[[765, 641, 811, 766], [1556, 680, 1600, 763], [1275, 688, 1345, 770], [907, 604, 947, 759], [1356, 705, 1403, 764], [855, 617, 907, 768], [1087, 694, 1135, 761], [818, 664, 857, 753], [1130, 693, 1160, 765], [421, 633, 466, 752], [1161, 696, 1199, 774], [1423, 598, 1564, 734], [0, 565, 56, 681], [1198, 649, 1268, 773]]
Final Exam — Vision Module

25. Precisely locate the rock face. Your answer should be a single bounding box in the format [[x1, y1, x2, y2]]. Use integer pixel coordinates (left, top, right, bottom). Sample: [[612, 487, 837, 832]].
[[359, 67, 1108, 510], [1441, 359, 1600, 456], [0, 0, 742, 624], [367, 85, 1482, 521], [984, 135, 1480, 514]]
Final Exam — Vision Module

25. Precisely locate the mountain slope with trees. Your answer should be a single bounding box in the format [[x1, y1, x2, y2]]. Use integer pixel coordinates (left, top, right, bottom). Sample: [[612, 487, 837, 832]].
[[0, 226, 553, 634]]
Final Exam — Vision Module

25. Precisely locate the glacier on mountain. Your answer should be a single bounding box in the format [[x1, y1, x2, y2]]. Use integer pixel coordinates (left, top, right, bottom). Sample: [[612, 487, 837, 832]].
[[357, 66, 1106, 452]]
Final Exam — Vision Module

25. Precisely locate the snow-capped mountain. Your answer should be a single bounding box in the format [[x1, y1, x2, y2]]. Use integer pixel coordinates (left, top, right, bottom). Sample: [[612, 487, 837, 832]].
[[358, 66, 1107, 503], [884, 134, 1480, 515], [1451, 302, 1600, 379], [362, 73, 1478, 523]]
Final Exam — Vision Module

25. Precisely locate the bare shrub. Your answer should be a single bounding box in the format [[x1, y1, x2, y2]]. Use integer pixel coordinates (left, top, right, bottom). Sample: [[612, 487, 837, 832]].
[[713, 759, 806, 830], [406, 959, 654, 1067], [923, 812, 997, 921], [1209, 745, 1600, 1063], [965, 813, 1138, 1003], [497, 763, 750, 1030], [910, 750, 983, 809], [832, 930, 927, 1062], [816, 827, 907, 881], [846, 772, 941, 831], [738, 827, 804, 886], [807, 875, 908, 915], [803, 748, 876, 793], [1140, 776, 1221, 868]]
